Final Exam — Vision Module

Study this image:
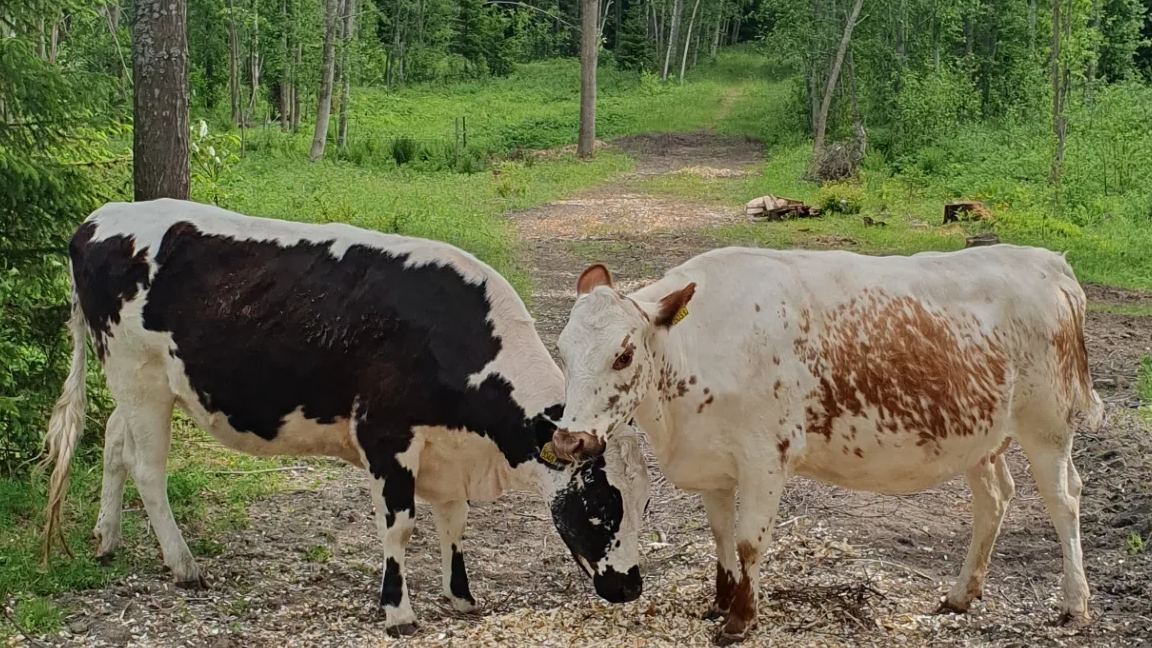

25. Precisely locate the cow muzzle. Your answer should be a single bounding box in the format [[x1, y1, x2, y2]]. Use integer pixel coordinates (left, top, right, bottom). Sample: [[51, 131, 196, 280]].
[[551, 429, 606, 462]]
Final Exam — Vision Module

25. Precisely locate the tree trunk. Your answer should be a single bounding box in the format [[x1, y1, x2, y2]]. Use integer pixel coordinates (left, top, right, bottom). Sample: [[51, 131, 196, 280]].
[[963, 14, 972, 57], [337, 0, 356, 148], [614, 0, 622, 48], [661, 0, 683, 81], [417, 0, 425, 45], [678, 0, 700, 82], [846, 47, 865, 158], [578, 0, 599, 159], [309, 0, 339, 162], [291, 42, 302, 131], [228, 0, 242, 125], [710, 0, 723, 58], [133, 0, 190, 201], [812, 0, 864, 158], [248, 0, 260, 116], [280, 0, 291, 130], [48, 20, 60, 64], [895, 0, 905, 65], [1050, 0, 1066, 184]]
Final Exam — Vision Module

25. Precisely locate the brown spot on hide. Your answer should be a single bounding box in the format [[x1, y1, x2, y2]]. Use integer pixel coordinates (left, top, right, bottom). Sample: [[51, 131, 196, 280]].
[[772, 355, 780, 365], [1052, 289, 1092, 404], [803, 292, 1008, 445], [853, 447, 863, 458], [777, 438, 790, 463], [773, 379, 783, 398], [696, 395, 714, 413], [755, 304, 761, 312], [714, 564, 736, 612], [723, 541, 759, 636], [689, 375, 697, 385]]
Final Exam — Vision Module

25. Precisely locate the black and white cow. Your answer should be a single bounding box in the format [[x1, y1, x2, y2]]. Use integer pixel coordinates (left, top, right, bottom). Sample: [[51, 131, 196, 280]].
[[42, 199, 650, 635]]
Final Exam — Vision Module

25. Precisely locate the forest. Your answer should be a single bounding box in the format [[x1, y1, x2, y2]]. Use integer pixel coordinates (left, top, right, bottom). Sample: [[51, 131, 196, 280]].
[[3, 0, 1152, 644]]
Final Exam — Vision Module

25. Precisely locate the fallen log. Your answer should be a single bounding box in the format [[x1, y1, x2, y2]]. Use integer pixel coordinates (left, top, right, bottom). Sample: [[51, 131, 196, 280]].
[[746, 195, 821, 221]]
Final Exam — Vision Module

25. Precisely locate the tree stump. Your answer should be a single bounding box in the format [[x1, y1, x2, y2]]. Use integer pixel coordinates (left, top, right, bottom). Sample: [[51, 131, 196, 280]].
[[944, 201, 991, 224], [965, 232, 1000, 248]]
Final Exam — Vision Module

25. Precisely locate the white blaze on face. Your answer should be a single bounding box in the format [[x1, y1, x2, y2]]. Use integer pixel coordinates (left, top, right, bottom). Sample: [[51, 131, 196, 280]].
[[557, 287, 653, 447]]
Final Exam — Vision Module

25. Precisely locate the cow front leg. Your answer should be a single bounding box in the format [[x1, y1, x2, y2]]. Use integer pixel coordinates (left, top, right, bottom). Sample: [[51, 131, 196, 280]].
[[432, 500, 479, 613], [364, 436, 424, 636], [716, 472, 785, 645], [699, 488, 737, 621]]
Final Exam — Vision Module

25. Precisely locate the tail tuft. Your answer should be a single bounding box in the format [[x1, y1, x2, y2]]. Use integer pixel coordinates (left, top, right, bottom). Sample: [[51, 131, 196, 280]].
[[41, 266, 88, 565]]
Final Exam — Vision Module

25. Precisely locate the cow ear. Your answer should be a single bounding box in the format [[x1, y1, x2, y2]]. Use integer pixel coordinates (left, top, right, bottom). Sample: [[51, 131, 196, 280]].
[[577, 264, 613, 295], [653, 282, 696, 328]]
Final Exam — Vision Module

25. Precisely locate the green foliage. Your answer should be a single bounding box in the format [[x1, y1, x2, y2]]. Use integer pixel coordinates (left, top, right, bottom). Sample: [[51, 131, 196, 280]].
[[190, 120, 242, 204], [1099, 0, 1149, 81], [817, 182, 865, 213], [390, 136, 421, 165], [0, 13, 127, 475], [1138, 355, 1152, 403], [616, 3, 656, 72], [1128, 531, 1147, 554], [887, 67, 981, 158]]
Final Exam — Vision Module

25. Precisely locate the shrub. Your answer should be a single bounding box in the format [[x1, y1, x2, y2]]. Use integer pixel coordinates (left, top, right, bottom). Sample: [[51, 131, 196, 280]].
[[817, 182, 866, 214], [391, 137, 420, 165]]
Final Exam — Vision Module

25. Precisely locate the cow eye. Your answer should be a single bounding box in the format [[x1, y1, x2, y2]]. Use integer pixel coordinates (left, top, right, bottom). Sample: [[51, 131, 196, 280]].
[[612, 349, 633, 371]]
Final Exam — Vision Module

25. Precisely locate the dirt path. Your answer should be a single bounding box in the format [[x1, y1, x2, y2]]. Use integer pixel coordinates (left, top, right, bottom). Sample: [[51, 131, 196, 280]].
[[48, 135, 1152, 648]]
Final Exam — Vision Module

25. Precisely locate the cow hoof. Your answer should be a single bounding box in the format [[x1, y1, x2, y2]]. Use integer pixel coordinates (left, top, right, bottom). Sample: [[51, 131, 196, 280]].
[[386, 623, 419, 637], [446, 597, 480, 615], [176, 574, 209, 590], [95, 552, 116, 567], [712, 628, 747, 646], [702, 606, 727, 621], [934, 599, 969, 615], [1057, 611, 1091, 629]]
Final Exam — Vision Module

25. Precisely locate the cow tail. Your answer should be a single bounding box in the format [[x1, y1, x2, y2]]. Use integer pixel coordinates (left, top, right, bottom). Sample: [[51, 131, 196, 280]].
[[41, 262, 87, 565], [1066, 287, 1104, 433]]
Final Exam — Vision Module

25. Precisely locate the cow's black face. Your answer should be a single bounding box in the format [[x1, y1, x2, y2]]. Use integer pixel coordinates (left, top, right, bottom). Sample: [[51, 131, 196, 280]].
[[545, 431, 649, 603]]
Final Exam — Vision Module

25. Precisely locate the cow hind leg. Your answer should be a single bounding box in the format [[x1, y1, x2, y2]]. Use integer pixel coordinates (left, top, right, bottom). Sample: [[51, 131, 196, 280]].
[[119, 389, 202, 587], [93, 408, 130, 563], [939, 453, 1015, 613], [1017, 431, 1090, 625], [432, 500, 479, 613], [363, 434, 424, 636], [699, 488, 737, 621]]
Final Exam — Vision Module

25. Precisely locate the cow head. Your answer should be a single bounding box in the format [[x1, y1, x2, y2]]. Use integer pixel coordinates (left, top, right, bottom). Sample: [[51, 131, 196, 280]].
[[535, 406, 650, 603], [553, 264, 695, 461]]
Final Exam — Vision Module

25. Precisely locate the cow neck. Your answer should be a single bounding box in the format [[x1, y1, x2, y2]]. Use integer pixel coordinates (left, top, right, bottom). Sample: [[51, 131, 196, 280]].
[[633, 329, 686, 455], [488, 316, 566, 494]]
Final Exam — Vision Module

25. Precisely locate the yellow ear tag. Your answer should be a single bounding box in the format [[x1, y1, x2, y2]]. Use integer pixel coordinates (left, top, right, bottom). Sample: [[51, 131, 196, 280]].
[[670, 305, 689, 326], [540, 442, 559, 466]]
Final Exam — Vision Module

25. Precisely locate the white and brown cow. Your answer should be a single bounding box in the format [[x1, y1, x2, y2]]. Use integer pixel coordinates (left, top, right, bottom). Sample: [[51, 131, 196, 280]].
[[551, 245, 1104, 643], [42, 199, 650, 635]]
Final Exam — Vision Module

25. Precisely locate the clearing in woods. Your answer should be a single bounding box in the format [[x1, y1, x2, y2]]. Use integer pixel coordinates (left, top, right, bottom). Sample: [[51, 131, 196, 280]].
[[36, 135, 1152, 648]]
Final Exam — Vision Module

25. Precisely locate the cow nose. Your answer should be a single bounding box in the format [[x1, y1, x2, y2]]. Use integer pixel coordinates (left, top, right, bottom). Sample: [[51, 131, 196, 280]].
[[552, 430, 605, 461], [593, 565, 642, 603]]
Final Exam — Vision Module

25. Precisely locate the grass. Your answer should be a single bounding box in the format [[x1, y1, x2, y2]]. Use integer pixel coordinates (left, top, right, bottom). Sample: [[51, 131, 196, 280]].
[[1138, 355, 1152, 404], [0, 419, 318, 639], [1089, 303, 1152, 317]]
